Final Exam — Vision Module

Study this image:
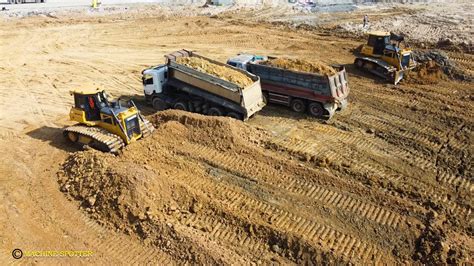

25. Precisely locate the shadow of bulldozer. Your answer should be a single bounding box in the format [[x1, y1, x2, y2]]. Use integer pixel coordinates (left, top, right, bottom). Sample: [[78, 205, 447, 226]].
[[26, 126, 80, 153]]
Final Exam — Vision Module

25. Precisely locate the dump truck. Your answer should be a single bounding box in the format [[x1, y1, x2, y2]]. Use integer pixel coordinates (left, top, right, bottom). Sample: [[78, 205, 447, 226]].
[[143, 50, 265, 121], [227, 54, 350, 119]]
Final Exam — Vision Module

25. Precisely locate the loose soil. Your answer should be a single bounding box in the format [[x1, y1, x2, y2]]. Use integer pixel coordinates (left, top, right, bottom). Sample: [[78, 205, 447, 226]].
[[177, 56, 254, 87], [262, 58, 337, 75]]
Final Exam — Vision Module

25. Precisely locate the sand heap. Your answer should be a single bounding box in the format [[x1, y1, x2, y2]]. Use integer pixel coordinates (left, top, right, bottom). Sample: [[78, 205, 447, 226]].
[[262, 58, 337, 75], [176, 57, 254, 87]]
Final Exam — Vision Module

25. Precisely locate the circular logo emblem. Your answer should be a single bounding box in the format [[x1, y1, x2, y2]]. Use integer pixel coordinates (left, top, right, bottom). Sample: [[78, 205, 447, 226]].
[[12, 249, 23, 259]]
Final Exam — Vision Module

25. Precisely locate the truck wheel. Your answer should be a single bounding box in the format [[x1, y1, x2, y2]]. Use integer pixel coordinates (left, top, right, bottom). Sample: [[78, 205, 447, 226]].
[[152, 97, 168, 111], [308, 102, 324, 117], [290, 99, 305, 113], [173, 101, 188, 111], [227, 112, 242, 120], [208, 107, 223, 116]]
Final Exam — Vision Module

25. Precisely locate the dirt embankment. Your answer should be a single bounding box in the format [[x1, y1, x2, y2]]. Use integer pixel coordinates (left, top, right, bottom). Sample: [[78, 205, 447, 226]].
[[57, 110, 472, 264], [262, 58, 337, 75], [176, 56, 254, 87]]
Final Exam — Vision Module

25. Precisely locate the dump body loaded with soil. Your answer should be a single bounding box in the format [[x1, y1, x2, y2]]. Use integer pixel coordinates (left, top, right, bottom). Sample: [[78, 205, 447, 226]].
[[143, 50, 265, 121], [228, 54, 350, 119]]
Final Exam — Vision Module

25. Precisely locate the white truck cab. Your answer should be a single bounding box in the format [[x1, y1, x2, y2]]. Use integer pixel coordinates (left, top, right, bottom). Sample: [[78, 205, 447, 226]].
[[142, 65, 168, 97], [227, 54, 267, 71]]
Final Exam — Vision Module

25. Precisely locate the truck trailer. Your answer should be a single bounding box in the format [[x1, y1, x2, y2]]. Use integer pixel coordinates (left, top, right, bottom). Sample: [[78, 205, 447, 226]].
[[227, 54, 349, 119], [143, 50, 265, 121]]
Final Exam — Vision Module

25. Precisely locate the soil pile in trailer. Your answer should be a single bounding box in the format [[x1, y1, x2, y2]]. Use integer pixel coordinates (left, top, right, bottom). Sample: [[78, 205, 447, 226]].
[[177, 57, 254, 87], [262, 58, 337, 75]]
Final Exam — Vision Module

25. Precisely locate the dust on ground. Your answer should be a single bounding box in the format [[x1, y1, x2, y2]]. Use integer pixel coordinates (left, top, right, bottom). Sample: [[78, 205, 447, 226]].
[[262, 57, 337, 75], [177, 56, 254, 87]]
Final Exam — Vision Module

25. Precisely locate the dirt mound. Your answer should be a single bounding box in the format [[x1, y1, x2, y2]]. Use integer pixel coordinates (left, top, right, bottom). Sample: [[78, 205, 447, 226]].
[[403, 60, 448, 85], [177, 57, 254, 87], [411, 50, 472, 82], [57, 111, 290, 264], [262, 57, 337, 75]]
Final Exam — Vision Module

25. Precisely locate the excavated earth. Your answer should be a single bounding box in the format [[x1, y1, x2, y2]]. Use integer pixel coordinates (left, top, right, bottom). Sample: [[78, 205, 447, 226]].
[[262, 58, 337, 75], [0, 2, 472, 265], [177, 56, 254, 87]]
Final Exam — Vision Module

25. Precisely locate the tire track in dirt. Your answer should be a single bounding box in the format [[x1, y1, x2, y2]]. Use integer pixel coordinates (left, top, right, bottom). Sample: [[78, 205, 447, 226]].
[[176, 162, 389, 264], [177, 142, 410, 230], [267, 132, 472, 220]]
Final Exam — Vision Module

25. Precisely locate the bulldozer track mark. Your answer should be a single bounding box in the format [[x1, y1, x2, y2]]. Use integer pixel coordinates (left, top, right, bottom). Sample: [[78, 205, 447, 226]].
[[178, 160, 387, 263], [77, 212, 173, 264], [280, 179, 406, 228], [182, 143, 407, 230], [268, 134, 473, 219], [437, 172, 474, 192], [352, 113, 442, 153], [363, 90, 466, 119], [183, 214, 267, 257]]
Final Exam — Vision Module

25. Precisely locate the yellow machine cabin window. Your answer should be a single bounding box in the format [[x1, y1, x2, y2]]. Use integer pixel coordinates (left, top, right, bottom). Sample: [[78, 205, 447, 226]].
[[102, 115, 114, 125]]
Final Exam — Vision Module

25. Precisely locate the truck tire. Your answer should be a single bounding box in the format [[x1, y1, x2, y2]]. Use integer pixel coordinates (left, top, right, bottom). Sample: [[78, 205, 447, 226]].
[[173, 101, 188, 111], [208, 107, 223, 116], [290, 99, 305, 113], [227, 112, 242, 120], [152, 97, 168, 111], [308, 102, 324, 118]]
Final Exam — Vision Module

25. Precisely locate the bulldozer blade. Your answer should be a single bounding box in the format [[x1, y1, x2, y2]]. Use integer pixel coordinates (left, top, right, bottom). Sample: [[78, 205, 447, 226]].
[[393, 71, 404, 85]]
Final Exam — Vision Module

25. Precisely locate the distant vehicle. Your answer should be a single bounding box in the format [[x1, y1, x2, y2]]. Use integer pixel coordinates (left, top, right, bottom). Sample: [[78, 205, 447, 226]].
[[143, 50, 265, 121], [227, 54, 349, 120], [7, 0, 46, 4]]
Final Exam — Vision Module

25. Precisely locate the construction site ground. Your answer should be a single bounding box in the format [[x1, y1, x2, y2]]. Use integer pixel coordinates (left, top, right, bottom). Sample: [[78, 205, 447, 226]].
[[0, 2, 472, 264]]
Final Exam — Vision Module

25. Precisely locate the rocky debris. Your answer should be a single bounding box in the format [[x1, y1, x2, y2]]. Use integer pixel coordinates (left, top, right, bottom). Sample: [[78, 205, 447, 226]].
[[262, 58, 337, 75], [176, 56, 253, 87], [411, 50, 472, 82]]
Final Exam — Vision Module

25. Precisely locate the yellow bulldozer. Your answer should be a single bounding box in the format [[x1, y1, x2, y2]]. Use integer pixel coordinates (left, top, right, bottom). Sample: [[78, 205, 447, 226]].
[[354, 31, 417, 84], [64, 89, 154, 153]]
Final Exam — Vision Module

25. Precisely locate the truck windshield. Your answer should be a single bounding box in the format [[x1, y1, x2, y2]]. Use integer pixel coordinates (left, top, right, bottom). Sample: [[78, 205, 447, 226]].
[[143, 74, 154, 85]]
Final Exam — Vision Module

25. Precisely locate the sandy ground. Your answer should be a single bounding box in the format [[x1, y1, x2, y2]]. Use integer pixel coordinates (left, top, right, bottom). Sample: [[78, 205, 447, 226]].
[[0, 2, 472, 264]]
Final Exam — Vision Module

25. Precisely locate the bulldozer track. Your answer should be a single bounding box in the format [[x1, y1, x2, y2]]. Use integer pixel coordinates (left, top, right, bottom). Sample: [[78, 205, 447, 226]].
[[179, 167, 387, 264], [64, 125, 125, 153], [182, 214, 267, 258], [267, 134, 473, 219], [351, 113, 442, 152], [180, 143, 408, 230], [437, 172, 474, 192], [78, 212, 173, 264]]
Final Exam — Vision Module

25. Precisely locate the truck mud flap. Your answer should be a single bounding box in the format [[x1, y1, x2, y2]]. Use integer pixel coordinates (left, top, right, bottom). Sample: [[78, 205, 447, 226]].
[[337, 98, 348, 111], [323, 102, 337, 120]]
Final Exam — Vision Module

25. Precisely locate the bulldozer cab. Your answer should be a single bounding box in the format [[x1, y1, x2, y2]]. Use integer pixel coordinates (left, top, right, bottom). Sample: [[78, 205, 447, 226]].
[[72, 90, 109, 121], [367, 32, 390, 56]]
